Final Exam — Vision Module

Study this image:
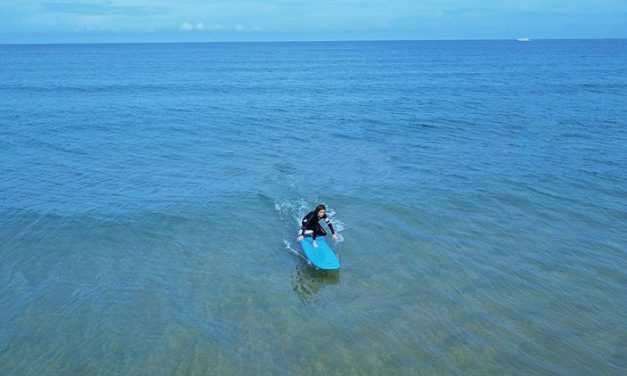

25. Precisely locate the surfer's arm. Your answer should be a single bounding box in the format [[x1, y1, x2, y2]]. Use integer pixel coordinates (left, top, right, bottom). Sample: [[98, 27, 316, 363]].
[[299, 219, 307, 236], [324, 216, 335, 234], [298, 214, 310, 238], [324, 215, 339, 241]]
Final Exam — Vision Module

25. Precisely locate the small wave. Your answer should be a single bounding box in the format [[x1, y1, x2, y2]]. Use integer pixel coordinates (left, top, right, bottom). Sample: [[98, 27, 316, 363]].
[[0, 83, 172, 94], [283, 239, 310, 263], [325, 208, 347, 234], [274, 198, 309, 226]]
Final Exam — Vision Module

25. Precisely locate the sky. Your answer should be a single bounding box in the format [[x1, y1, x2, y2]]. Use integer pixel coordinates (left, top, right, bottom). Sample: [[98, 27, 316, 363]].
[[1, 0, 626, 43]]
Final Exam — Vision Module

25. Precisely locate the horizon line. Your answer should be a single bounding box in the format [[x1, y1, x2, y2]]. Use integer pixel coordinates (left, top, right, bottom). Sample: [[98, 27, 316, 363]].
[[1, 37, 626, 46]]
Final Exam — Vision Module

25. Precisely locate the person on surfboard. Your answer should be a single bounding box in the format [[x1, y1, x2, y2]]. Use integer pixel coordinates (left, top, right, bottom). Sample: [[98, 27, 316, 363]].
[[296, 204, 339, 248]]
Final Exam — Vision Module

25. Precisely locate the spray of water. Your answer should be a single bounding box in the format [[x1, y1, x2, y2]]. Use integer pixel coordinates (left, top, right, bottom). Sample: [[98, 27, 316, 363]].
[[282, 239, 310, 263]]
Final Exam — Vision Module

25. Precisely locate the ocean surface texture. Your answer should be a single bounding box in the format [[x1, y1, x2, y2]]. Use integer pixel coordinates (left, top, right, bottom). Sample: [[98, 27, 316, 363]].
[[1, 40, 626, 375]]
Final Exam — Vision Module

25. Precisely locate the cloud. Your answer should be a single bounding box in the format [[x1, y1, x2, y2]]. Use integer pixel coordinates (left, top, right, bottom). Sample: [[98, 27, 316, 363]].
[[233, 24, 263, 32], [179, 21, 262, 33], [181, 21, 215, 31]]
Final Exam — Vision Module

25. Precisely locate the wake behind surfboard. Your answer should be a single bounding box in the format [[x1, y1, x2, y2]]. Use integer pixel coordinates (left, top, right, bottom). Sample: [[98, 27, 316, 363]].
[[300, 236, 340, 270]]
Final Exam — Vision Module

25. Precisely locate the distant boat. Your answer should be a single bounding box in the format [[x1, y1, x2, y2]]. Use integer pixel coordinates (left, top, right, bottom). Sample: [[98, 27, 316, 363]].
[[517, 37, 532, 42]]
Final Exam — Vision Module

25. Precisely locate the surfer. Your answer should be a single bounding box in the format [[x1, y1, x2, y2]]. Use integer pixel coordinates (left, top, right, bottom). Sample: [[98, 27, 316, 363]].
[[296, 204, 339, 248]]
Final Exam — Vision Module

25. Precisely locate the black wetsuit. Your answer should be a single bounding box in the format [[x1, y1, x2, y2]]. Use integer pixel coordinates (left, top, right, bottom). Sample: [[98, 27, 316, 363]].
[[299, 211, 335, 240]]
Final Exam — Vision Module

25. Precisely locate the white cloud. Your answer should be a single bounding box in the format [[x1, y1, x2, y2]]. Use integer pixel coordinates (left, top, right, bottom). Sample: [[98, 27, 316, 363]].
[[232, 24, 262, 32], [181, 21, 211, 31]]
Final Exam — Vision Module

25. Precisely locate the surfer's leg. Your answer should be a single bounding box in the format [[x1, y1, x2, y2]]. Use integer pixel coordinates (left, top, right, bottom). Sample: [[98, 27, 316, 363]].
[[313, 225, 327, 239]]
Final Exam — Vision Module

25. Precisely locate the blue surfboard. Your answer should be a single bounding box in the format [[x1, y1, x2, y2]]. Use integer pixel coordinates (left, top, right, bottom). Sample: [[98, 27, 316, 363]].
[[300, 236, 340, 270]]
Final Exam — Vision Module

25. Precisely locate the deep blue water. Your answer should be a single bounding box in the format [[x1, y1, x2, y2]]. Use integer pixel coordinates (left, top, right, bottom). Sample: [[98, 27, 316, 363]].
[[1, 40, 626, 375]]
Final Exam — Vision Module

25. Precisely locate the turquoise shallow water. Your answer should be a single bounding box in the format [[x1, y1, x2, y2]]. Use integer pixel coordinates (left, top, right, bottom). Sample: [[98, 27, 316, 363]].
[[1, 40, 626, 375]]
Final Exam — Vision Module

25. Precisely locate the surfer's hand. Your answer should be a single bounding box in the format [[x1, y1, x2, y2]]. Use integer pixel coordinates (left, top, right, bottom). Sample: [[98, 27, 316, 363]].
[[333, 234, 339, 241], [296, 235, 304, 242], [312, 240, 318, 248]]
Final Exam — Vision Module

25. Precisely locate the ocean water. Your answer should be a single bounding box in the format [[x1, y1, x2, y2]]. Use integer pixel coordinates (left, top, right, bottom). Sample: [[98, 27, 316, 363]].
[[0, 40, 626, 375]]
